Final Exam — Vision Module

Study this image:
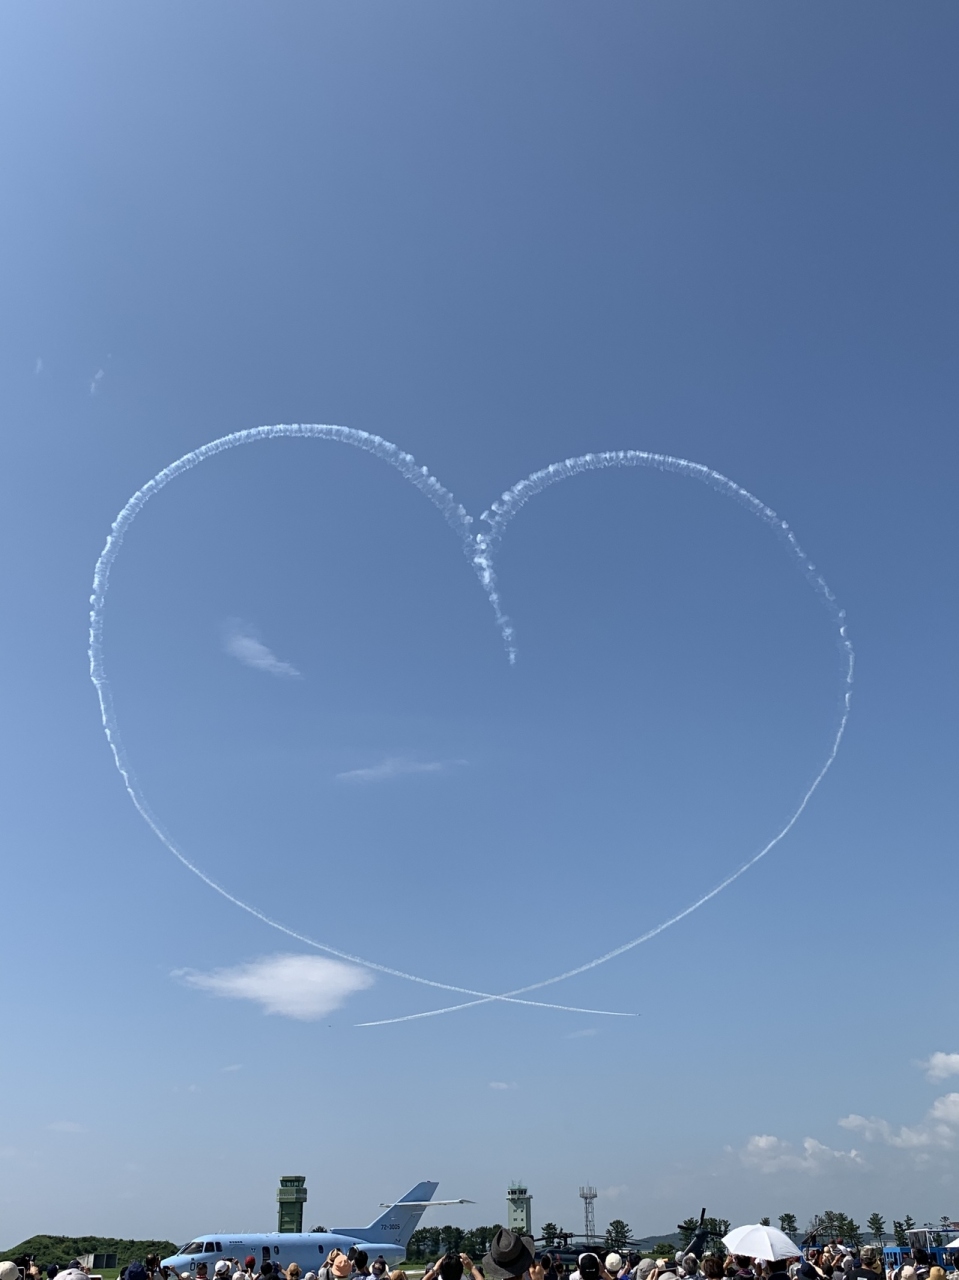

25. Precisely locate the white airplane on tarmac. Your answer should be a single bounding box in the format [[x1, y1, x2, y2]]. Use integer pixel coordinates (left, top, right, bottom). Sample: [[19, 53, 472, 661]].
[[162, 1183, 473, 1276]]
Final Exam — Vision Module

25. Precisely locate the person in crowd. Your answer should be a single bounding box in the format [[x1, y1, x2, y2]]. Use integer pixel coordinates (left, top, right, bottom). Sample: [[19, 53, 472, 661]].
[[258, 1262, 274, 1280], [352, 1255, 371, 1279], [388, 1271, 408, 1280], [286, 1265, 301, 1280], [849, 1248, 882, 1280], [701, 1259, 723, 1280], [732, 1259, 754, 1280], [1, 1263, 21, 1280], [243, 1260, 257, 1280], [196, 1262, 209, 1280], [632, 1260, 655, 1280], [370, 1258, 389, 1280], [682, 1258, 700, 1278], [482, 1232, 536, 1280], [214, 1261, 231, 1280], [605, 1256, 623, 1280]]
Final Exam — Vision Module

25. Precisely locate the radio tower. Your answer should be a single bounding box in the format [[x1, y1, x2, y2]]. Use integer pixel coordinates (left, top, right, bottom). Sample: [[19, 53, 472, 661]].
[[579, 1186, 597, 1243]]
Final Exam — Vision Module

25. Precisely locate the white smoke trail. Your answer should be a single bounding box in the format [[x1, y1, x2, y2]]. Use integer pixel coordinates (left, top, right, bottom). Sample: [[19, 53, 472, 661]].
[[363, 449, 855, 1025], [90, 427, 854, 1026], [88, 423, 632, 1020]]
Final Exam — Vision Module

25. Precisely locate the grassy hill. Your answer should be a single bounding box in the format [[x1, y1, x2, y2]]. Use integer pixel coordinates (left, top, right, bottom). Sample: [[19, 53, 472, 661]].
[[1, 1238, 178, 1269]]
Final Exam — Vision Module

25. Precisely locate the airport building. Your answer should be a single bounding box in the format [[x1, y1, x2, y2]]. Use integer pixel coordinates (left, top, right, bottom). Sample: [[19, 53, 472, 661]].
[[507, 1182, 532, 1235], [277, 1175, 308, 1233]]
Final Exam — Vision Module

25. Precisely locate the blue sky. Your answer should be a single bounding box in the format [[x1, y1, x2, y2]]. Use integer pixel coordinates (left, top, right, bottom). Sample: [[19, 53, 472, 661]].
[[1, 0, 958, 1251]]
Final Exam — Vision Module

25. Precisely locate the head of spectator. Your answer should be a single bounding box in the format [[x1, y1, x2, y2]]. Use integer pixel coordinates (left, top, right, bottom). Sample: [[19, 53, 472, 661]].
[[735, 1261, 753, 1275], [196, 1264, 208, 1280], [48, 1267, 59, 1278], [636, 1262, 656, 1280], [371, 1259, 389, 1279], [482, 1232, 535, 1280], [841, 1261, 854, 1275], [353, 1254, 370, 1277], [259, 1264, 273, 1278], [578, 1258, 601, 1280], [607, 1258, 623, 1277], [682, 1259, 699, 1277], [181, 1272, 192, 1279], [389, 1272, 408, 1280], [127, 1263, 149, 1280], [0, 1264, 20, 1280], [287, 1267, 301, 1280], [304, 1273, 317, 1280], [438, 1255, 463, 1280], [331, 1257, 352, 1280], [927, 1269, 944, 1280], [702, 1260, 723, 1280], [214, 1264, 231, 1279]]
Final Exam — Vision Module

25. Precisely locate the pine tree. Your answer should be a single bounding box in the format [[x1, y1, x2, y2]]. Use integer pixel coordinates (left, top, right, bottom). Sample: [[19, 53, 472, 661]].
[[779, 1216, 798, 1239], [605, 1222, 631, 1252], [541, 1226, 559, 1249], [867, 1216, 886, 1245]]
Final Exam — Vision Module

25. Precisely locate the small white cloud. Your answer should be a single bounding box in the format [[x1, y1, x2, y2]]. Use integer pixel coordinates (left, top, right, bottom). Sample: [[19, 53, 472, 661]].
[[221, 1063, 243, 1072], [224, 621, 300, 678], [920, 1051, 959, 1081], [600, 1185, 628, 1200], [565, 1027, 598, 1039], [489, 1081, 518, 1090], [735, 1133, 863, 1174], [34, 357, 43, 375], [175, 954, 373, 1020], [336, 757, 461, 783], [47, 1120, 85, 1133], [840, 1092, 959, 1150], [90, 368, 104, 395]]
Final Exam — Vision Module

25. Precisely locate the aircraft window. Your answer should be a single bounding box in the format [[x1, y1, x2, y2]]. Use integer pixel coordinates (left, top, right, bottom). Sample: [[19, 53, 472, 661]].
[[215, 1247, 223, 1254], [274, 1249, 279, 1256], [183, 1246, 205, 1257], [204, 1245, 217, 1253], [262, 1250, 271, 1263]]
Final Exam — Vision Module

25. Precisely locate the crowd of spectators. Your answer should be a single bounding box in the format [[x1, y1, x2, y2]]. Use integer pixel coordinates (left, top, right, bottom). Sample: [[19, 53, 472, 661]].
[[1, 1228, 950, 1280]]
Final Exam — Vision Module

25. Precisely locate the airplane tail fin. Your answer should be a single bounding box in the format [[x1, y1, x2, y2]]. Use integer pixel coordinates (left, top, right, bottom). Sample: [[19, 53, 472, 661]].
[[340, 1181, 439, 1250]]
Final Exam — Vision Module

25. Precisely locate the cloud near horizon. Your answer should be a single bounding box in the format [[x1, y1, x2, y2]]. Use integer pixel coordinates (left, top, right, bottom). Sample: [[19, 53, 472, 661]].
[[175, 954, 373, 1020], [224, 621, 301, 678], [840, 1091, 959, 1150], [734, 1133, 864, 1174], [336, 756, 463, 783]]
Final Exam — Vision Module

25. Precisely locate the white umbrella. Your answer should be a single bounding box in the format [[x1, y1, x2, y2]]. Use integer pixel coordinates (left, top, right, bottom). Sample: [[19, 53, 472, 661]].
[[721, 1225, 802, 1262]]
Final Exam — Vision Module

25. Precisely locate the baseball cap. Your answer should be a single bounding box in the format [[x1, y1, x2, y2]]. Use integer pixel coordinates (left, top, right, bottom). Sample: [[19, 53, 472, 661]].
[[607, 1257, 623, 1274]]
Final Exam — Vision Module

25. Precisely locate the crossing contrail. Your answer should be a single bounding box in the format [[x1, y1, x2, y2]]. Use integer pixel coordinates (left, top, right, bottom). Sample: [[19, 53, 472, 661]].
[[89, 425, 853, 1024]]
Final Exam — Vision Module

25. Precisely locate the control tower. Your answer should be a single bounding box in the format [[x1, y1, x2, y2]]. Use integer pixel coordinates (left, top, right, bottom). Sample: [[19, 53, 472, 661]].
[[277, 1175, 308, 1233], [507, 1182, 532, 1235]]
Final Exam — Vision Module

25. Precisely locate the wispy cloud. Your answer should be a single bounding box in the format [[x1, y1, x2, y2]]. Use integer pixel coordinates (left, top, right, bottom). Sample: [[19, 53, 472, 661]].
[[920, 1051, 959, 1081], [840, 1091, 959, 1150], [600, 1185, 628, 1200], [489, 1081, 518, 1090], [221, 1063, 243, 1072], [90, 368, 104, 395], [224, 621, 300, 678], [175, 954, 373, 1020], [733, 1133, 863, 1174], [34, 357, 43, 375], [565, 1027, 598, 1039], [47, 1120, 85, 1133], [336, 757, 463, 783]]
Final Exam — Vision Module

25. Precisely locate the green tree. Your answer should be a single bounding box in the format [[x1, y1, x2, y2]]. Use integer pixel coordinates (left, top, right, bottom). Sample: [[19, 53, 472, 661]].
[[867, 1215, 886, 1245], [779, 1216, 798, 1238], [904, 1217, 916, 1234], [541, 1226, 559, 1249], [892, 1223, 907, 1248], [704, 1220, 731, 1259], [760, 1219, 771, 1228], [605, 1222, 630, 1253], [653, 1243, 675, 1260]]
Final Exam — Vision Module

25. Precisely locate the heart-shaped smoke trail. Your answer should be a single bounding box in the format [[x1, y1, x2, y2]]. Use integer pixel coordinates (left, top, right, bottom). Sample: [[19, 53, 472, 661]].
[[89, 425, 854, 1025]]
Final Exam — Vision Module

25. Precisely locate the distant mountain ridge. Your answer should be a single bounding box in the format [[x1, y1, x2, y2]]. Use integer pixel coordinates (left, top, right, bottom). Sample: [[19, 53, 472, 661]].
[[1, 1237, 178, 1268]]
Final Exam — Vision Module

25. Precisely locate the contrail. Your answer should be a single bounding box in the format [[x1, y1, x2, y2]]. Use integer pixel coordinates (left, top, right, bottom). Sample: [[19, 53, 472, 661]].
[[88, 424, 631, 1020], [90, 426, 853, 1025]]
